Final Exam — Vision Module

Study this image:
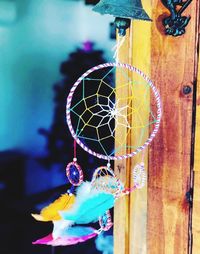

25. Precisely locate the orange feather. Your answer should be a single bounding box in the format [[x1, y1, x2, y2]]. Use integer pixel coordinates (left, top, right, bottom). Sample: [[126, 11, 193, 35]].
[[31, 193, 75, 222]]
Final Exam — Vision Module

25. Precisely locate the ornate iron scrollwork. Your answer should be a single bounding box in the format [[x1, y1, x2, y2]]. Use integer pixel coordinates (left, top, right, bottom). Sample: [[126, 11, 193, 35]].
[[161, 0, 192, 36]]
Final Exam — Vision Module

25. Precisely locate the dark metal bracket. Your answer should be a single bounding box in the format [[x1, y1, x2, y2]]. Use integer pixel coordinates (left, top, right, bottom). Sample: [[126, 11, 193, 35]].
[[161, 0, 193, 36], [114, 18, 131, 37]]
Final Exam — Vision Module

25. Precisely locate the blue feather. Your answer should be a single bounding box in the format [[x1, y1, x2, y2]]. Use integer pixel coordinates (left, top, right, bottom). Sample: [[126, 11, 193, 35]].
[[60, 182, 114, 224], [61, 226, 95, 237]]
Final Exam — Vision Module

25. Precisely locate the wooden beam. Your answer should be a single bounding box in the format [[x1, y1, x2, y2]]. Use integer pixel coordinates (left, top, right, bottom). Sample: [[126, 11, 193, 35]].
[[114, 0, 199, 253], [192, 8, 200, 250], [114, 29, 132, 254], [114, 2, 152, 254], [147, 0, 199, 253], [129, 1, 152, 252]]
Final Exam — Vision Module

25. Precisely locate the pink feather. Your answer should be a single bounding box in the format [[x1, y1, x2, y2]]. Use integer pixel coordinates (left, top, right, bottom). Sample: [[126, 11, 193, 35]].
[[32, 226, 98, 246]]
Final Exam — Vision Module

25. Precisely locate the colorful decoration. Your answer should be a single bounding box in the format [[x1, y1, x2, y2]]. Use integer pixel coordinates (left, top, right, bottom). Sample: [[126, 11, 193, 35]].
[[133, 162, 146, 189], [60, 182, 115, 224], [66, 141, 84, 194], [33, 41, 162, 248], [91, 166, 124, 197], [99, 210, 113, 232], [33, 226, 98, 246], [66, 62, 162, 161], [31, 193, 75, 222], [66, 161, 83, 187], [52, 219, 74, 239], [91, 164, 146, 198]]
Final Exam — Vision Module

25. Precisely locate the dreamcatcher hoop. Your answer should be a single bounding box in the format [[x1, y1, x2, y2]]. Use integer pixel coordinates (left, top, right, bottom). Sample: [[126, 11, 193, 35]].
[[91, 166, 123, 197], [99, 210, 113, 232], [66, 62, 162, 161], [66, 161, 83, 186]]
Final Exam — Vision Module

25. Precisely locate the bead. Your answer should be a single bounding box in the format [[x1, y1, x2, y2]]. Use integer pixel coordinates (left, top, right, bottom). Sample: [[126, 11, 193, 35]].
[[107, 163, 111, 168]]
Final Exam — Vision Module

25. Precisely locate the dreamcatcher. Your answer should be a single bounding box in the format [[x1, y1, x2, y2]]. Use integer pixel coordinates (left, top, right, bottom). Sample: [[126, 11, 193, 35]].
[[66, 62, 161, 162], [66, 62, 161, 195], [32, 62, 161, 247], [32, 14, 162, 250]]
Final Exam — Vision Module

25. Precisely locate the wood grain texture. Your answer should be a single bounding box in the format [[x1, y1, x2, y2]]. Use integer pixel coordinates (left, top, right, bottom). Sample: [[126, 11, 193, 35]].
[[129, 2, 152, 252], [147, 0, 198, 253], [114, 0, 199, 253], [192, 18, 200, 253], [114, 29, 131, 254], [114, 14, 151, 254]]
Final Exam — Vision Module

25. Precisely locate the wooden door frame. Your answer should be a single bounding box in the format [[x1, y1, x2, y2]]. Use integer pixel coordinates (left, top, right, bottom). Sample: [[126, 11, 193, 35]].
[[114, 1, 200, 253]]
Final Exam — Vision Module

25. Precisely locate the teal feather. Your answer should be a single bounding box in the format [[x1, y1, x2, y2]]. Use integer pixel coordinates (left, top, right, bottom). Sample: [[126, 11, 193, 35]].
[[60, 182, 114, 224]]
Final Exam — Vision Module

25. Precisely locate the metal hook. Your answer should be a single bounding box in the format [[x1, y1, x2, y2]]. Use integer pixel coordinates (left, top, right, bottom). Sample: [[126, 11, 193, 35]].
[[161, 0, 193, 36]]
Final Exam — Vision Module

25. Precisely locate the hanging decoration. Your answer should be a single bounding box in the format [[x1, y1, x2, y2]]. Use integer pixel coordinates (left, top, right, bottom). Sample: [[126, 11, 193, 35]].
[[33, 61, 161, 247], [32, 226, 98, 246], [91, 166, 124, 197], [60, 181, 115, 224], [32, 180, 115, 246], [32, 1, 162, 248], [133, 162, 146, 189], [66, 62, 161, 161], [31, 193, 75, 222], [99, 210, 113, 232], [65, 140, 84, 195]]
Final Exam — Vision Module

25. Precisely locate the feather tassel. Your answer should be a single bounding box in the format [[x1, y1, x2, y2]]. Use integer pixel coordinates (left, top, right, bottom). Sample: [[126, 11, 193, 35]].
[[32, 226, 98, 246], [31, 193, 75, 222], [52, 219, 73, 239], [60, 182, 114, 224]]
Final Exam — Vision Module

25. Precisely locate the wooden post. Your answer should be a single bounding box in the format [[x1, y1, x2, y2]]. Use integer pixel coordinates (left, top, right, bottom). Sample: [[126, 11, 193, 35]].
[[114, 0, 200, 253], [114, 2, 152, 253], [192, 12, 200, 252], [148, 0, 199, 253], [114, 29, 132, 254]]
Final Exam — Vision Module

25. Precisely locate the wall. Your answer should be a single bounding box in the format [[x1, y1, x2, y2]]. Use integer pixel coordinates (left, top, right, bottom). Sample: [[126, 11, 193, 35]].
[[0, 0, 114, 155]]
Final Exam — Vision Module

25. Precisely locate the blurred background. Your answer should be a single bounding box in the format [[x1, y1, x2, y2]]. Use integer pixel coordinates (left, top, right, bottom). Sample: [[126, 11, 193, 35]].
[[0, 0, 115, 253]]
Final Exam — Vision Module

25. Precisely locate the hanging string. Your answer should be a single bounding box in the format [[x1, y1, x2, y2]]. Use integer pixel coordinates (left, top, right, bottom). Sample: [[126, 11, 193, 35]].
[[107, 159, 111, 169], [73, 140, 77, 161], [141, 150, 145, 164], [112, 35, 125, 63]]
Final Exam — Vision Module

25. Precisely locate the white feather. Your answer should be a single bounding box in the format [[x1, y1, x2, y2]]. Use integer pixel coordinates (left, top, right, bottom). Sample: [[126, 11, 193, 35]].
[[52, 220, 73, 239], [75, 181, 92, 201]]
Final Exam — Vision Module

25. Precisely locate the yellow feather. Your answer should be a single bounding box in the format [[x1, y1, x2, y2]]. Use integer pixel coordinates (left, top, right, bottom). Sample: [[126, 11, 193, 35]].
[[31, 193, 75, 222]]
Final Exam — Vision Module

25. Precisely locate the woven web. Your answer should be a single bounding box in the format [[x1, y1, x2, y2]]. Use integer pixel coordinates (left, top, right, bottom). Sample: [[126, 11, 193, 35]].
[[91, 167, 123, 195], [69, 66, 158, 158]]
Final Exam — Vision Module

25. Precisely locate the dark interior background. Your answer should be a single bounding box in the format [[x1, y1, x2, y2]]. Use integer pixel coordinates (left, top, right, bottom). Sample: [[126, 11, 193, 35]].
[[0, 0, 115, 253]]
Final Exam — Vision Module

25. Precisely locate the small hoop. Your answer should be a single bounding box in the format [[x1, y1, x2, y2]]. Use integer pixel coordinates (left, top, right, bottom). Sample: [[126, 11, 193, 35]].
[[133, 162, 146, 189], [66, 161, 83, 186], [91, 166, 124, 196], [99, 210, 113, 232]]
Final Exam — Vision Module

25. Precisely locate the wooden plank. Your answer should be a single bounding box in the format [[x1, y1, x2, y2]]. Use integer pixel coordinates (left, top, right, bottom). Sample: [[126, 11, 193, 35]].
[[114, 11, 152, 253], [147, 0, 198, 253], [129, 1, 152, 253], [114, 29, 131, 254], [192, 15, 200, 252]]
